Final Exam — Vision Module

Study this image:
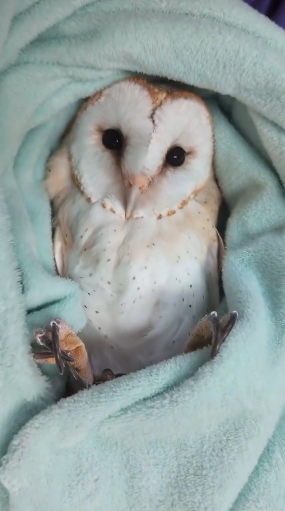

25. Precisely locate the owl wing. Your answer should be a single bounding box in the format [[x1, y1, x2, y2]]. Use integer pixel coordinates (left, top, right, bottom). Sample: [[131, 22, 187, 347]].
[[45, 144, 73, 201], [46, 139, 76, 278]]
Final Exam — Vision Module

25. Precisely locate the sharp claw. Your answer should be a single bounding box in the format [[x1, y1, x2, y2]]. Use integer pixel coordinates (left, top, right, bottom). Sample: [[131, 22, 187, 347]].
[[51, 318, 62, 328], [210, 311, 238, 359], [210, 329, 222, 359], [208, 313, 220, 359], [68, 365, 90, 389], [34, 328, 45, 337], [61, 351, 75, 363], [34, 331, 52, 351], [34, 329, 47, 345], [51, 321, 64, 375], [219, 311, 238, 341]]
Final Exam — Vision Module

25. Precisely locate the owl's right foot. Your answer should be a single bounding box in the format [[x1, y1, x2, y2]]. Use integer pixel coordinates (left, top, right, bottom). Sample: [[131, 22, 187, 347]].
[[34, 319, 94, 389], [184, 311, 238, 358]]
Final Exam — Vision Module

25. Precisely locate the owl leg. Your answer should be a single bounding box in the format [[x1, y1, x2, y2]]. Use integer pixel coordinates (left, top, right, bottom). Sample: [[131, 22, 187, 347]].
[[34, 319, 94, 389], [184, 311, 238, 358]]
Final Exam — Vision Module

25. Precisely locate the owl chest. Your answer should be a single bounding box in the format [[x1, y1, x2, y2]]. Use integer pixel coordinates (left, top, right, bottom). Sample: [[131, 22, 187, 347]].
[[70, 226, 218, 373]]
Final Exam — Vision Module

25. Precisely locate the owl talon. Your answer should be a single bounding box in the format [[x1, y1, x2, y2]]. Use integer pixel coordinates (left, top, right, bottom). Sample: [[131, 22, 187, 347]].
[[209, 311, 238, 358], [51, 320, 65, 375], [33, 319, 94, 389], [184, 311, 238, 357]]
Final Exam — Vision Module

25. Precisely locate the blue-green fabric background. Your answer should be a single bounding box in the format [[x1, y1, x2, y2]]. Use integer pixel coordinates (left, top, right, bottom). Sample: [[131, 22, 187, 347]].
[[1, 1, 285, 510]]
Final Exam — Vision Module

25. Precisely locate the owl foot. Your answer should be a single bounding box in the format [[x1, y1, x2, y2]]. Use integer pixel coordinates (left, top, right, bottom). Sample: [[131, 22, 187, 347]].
[[184, 311, 238, 358], [34, 319, 94, 389]]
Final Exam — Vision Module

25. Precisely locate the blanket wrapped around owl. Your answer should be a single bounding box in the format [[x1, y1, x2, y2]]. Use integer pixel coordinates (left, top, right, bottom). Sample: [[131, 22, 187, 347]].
[[1, 1, 285, 510]]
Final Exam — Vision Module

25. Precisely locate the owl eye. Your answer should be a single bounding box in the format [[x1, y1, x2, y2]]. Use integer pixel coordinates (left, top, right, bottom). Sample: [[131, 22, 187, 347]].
[[166, 146, 186, 167], [102, 129, 123, 151]]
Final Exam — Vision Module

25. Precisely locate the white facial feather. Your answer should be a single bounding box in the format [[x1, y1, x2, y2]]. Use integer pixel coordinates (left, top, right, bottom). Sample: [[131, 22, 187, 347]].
[[70, 80, 154, 207], [68, 80, 214, 219], [141, 97, 213, 216]]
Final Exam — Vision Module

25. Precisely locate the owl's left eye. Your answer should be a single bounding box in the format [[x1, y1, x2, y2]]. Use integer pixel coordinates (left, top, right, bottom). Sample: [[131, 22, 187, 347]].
[[166, 146, 186, 167], [102, 129, 124, 151]]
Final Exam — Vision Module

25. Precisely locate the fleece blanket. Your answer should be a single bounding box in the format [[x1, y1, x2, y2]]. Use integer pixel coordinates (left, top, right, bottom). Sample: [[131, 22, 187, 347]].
[[1, 0, 285, 510]]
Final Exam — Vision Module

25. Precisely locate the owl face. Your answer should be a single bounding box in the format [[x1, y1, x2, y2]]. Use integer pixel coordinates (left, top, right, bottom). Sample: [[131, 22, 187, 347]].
[[69, 78, 214, 220]]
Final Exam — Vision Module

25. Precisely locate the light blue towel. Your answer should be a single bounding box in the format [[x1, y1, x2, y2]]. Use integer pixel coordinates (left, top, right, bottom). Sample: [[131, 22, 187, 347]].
[[1, 1, 285, 510]]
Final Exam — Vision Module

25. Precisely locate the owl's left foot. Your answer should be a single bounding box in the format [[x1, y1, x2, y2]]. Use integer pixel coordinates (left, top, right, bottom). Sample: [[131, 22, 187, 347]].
[[184, 311, 238, 358], [34, 319, 94, 389]]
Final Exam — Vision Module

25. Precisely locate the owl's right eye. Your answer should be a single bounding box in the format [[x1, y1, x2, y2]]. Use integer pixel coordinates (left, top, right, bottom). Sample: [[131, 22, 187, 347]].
[[102, 129, 124, 151]]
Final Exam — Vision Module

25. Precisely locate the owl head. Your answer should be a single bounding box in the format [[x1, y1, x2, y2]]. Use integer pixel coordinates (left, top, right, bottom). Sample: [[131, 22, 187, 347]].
[[47, 77, 216, 221]]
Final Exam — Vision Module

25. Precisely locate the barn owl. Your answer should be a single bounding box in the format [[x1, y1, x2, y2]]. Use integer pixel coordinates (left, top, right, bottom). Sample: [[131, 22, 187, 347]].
[[41, 77, 233, 385]]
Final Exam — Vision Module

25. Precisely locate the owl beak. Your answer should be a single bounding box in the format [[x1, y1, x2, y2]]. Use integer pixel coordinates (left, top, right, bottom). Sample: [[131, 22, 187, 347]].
[[125, 175, 148, 219]]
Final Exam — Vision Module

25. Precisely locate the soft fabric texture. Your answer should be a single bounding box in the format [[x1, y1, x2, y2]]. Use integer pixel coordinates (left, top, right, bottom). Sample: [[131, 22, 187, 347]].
[[1, 1, 285, 510]]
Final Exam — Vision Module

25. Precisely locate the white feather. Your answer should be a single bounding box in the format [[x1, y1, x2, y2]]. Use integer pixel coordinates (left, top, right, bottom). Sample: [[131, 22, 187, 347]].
[[49, 79, 221, 375]]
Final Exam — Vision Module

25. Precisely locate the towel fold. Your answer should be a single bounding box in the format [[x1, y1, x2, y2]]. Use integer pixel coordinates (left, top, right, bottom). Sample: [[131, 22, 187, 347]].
[[1, 1, 285, 510]]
